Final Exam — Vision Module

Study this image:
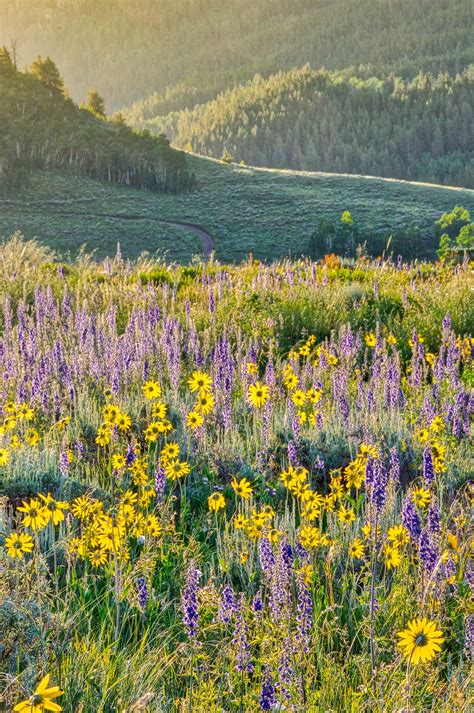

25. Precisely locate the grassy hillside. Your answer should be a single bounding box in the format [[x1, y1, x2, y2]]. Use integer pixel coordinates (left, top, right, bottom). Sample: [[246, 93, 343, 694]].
[[1, 0, 472, 109], [1, 154, 473, 263], [124, 66, 474, 188]]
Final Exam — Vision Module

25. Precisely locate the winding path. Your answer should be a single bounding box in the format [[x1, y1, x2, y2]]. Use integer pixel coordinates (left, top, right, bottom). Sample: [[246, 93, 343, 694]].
[[0, 201, 216, 259], [96, 213, 215, 259]]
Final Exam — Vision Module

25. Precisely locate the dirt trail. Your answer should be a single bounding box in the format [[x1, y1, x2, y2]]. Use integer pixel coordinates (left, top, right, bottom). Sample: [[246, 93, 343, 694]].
[[84, 212, 216, 259], [0, 202, 216, 259], [151, 219, 214, 258]]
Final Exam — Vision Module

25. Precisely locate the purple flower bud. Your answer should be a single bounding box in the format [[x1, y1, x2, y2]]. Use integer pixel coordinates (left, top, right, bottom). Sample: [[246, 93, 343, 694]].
[[154, 464, 166, 502], [402, 498, 421, 541], [137, 576, 148, 615], [232, 596, 253, 673], [419, 528, 438, 574], [259, 536, 276, 576], [295, 571, 312, 653], [59, 449, 70, 476], [287, 440, 298, 465], [423, 447, 435, 485], [218, 584, 238, 623], [259, 665, 276, 711], [428, 502, 440, 535], [182, 562, 201, 639], [252, 590, 263, 616]]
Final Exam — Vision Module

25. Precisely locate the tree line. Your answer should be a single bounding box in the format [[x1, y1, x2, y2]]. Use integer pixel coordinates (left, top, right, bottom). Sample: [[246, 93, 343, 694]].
[[129, 66, 474, 188], [0, 50, 195, 195]]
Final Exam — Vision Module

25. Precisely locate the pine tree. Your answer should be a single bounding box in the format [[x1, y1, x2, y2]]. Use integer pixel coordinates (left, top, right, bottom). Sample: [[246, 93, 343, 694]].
[[220, 147, 233, 164], [30, 56, 64, 93], [0, 47, 15, 76], [85, 89, 106, 116]]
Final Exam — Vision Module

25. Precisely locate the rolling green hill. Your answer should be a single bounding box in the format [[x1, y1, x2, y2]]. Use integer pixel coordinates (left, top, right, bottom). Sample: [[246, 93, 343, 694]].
[[1, 154, 473, 263], [1, 0, 472, 110], [124, 66, 474, 188]]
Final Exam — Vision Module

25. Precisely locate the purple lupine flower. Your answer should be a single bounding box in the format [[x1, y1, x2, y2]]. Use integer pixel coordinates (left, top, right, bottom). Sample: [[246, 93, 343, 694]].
[[280, 538, 294, 570], [269, 544, 292, 624], [442, 312, 451, 338], [182, 562, 201, 639], [292, 414, 301, 441], [402, 498, 421, 541], [465, 560, 474, 597], [428, 502, 441, 535], [125, 442, 136, 467], [419, 528, 438, 574], [365, 457, 375, 489], [371, 460, 388, 513], [259, 665, 276, 711], [295, 571, 312, 653], [218, 584, 237, 623], [263, 399, 272, 442], [137, 576, 148, 615], [295, 541, 310, 564], [422, 447, 435, 485], [74, 439, 84, 460], [265, 358, 276, 387], [388, 448, 400, 485], [287, 440, 298, 466], [59, 449, 70, 476], [232, 596, 253, 673], [444, 556, 457, 590], [259, 536, 276, 576], [314, 455, 325, 471], [252, 590, 264, 618], [277, 637, 294, 707]]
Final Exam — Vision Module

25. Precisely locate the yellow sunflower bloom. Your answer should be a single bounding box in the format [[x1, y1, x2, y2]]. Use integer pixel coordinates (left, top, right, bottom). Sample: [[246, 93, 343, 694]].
[[208, 492, 226, 512], [397, 618, 444, 665], [142, 380, 161, 400], [195, 392, 215, 414], [188, 370, 213, 393], [17, 499, 49, 531], [5, 531, 34, 559], [164, 460, 191, 481], [349, 538, 365, 558], [186, 411, 204, 429], [14, 673, 64, 712], [248, 382, 270, 408], [39, 494, 69, 526], [231, 477, 253, 499]]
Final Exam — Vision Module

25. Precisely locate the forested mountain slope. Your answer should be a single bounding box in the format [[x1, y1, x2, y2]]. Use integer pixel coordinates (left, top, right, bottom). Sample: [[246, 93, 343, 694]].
[[126, 66, 474, 188], [1, 0, 472, 110], [0, 54, 194, 194]]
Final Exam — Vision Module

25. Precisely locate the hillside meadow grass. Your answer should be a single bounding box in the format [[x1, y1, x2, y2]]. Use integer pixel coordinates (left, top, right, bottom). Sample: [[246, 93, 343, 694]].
[[1, 154, 474, 263], [0, 236, 473, 711]]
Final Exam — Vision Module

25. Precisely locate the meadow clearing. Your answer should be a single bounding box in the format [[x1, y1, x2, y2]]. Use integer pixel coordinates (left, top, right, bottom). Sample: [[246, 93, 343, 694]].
[[0, 236, 472, 711], [1, 155, 474, 264]]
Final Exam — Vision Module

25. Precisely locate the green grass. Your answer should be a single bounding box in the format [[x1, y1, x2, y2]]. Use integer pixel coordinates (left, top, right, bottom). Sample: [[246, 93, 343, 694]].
[[1, 153, 473, 262]]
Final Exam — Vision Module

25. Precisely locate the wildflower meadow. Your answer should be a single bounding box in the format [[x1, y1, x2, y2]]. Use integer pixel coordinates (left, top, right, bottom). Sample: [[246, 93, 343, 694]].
[[0, 237, 472, 712]]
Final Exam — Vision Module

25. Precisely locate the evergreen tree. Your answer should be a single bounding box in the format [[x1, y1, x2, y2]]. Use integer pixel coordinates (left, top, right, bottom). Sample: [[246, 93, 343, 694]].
[[30, 56, 64, 93], [0, 47, 15, 75], [220, 147, 233, 164], [85, 88, 106, 116]]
